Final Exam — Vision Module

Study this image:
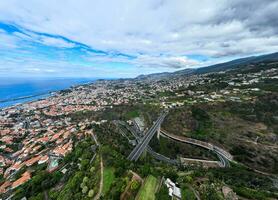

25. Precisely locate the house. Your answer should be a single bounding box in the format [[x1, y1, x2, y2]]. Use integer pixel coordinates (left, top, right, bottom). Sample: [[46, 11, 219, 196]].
[[164, 178, 182, 199], [38, 155, 49, 164], [4, 161, 24, 178], [11, 171, 31, 189], [0, 181, 12, 193], [25, 155, 41, 167]]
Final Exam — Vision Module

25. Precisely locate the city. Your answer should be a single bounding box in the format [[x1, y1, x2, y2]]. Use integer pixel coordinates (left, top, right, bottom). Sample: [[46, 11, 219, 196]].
[[1, 1, 278, 200], [0, 59, 277, 199]]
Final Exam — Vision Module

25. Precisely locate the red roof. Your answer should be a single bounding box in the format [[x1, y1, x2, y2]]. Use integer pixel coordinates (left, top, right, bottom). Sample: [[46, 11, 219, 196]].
[[25, 155, 41, 166], [38, 136, 49, 143], [11, 171, 31, 189], [0, 181, 12, 193]]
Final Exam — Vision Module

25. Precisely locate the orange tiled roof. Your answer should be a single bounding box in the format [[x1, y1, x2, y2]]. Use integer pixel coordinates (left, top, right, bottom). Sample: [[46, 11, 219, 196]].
[[53, 147, 66, 157], [38, 136, 49, 143], [10, 162, 23, 171], [51, 133, 61, 141], [38, 155, 49, 164], [11, 171, 31, 189], [0, 181, 12, 193], [25, 155, 41, 166]]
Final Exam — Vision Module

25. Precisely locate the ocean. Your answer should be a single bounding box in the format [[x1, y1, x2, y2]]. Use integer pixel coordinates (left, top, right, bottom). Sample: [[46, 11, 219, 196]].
[[0, 78, 97, 108]]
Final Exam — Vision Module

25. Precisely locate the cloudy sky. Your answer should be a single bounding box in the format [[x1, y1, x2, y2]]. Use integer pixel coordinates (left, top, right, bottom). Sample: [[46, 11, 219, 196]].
[[0, 0, 278, 78]]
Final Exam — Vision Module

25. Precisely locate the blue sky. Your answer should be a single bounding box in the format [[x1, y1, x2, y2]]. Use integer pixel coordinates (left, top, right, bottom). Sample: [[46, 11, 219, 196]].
[[0, 0, 278, 78]]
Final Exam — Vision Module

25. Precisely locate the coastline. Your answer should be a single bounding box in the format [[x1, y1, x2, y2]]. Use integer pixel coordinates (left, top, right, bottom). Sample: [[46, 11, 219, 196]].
[[0, 93, 53, 110], [0, 79, 98, 110], [0, 91, 52, 103]]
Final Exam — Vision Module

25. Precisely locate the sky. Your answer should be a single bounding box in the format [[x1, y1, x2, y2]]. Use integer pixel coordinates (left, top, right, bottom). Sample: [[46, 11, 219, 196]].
[[0, 0, 278, 78]]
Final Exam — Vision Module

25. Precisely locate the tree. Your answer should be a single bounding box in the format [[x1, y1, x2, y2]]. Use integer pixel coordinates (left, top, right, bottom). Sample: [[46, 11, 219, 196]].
[[82, 186, 88, 194], [83, 176, 89, 183], [155, 185, 169, 200], [90, 166, 95, 173], [81, 159, 90, 171], [88, 189, 94, 198], [80, 182, 86, 189]]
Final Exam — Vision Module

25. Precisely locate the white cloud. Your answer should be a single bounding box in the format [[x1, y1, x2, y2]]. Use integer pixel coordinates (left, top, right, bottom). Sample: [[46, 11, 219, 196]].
[[39, 37, 75, 48], [133, 55, 200, 69], [0, 0, 278, 77], [0, 0, 277, 56]]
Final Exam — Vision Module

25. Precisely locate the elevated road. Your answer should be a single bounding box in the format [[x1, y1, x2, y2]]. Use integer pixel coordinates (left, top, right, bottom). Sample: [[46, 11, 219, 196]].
[[147, 146, 179, 165], [116, 120, 177, 164], [160, 130, 232, 167], [127, 112, 167, 161], [125, 114, 232, 167]]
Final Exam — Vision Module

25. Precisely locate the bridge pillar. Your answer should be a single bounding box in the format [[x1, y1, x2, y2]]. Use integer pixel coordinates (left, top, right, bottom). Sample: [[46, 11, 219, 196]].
[[157, 125, 160, 140]]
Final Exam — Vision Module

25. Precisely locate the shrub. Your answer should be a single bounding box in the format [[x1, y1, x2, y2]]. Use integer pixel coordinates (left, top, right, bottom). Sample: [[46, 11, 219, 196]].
[[82, 186, 88, 194], [88, 189, 94, 198]]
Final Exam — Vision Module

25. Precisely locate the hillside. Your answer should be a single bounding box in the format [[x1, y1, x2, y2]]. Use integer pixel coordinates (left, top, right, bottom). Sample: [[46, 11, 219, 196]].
[[136, 52, 278, 80]]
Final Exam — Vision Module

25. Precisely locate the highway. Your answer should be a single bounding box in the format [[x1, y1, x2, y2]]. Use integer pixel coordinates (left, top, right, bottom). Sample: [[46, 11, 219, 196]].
[[116, 120, 177, 164], [127, 112, 167, 161], [124, 113, 232, 167]]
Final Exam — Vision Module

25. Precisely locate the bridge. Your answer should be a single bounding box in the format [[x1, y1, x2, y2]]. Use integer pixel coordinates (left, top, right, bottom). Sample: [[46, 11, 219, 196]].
[[127, 112, 167, 161], [125, 112, 232, 168], [115, 119, 178, 164], [160, 130, 232, 167]]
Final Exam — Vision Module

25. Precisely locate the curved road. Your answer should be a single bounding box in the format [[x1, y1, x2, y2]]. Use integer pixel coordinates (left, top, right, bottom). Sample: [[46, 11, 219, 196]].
[[160, 131, 232, 167], [123, 112, 233, 168]]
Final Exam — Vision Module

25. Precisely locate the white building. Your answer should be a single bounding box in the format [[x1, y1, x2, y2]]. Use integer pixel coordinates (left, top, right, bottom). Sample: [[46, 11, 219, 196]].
[[165, 178, 182, 199]]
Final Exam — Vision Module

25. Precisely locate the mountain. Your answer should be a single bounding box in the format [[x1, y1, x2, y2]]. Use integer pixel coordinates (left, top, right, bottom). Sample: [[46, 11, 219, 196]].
[[136, 52, 278, 80], [195, 52, 278, 74], [135, 69, 195, 80]]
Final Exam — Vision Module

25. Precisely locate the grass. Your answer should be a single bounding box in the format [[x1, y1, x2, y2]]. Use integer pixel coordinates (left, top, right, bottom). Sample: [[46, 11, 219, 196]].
[[136, 175, 158, 200], [102, 167, 115, 195]]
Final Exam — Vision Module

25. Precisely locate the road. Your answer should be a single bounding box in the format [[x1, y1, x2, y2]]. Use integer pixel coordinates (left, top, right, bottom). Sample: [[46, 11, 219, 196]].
[[94, 156, 103, 200], [89, 130, 103, 200], [124, 114, 232, 167], [160, 131, 232, 167], [116, 120, 177, 164], [147, 146, 179, 165], [127, 112, 167, 161]]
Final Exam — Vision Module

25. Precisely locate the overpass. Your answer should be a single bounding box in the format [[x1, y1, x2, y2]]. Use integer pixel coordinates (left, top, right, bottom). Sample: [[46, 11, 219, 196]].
[[125, 113, 232, 167], [127, 112, 167, 161], [115, 120, 177, 164], [147, 146, 179, 165], [160, 130, 232, 167]]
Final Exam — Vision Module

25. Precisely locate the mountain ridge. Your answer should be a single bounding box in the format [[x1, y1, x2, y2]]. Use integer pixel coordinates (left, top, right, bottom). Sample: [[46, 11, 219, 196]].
[[136, 52, 278, 80]]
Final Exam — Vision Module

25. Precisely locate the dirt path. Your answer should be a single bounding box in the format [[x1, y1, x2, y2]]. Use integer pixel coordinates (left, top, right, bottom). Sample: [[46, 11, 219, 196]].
[[94, 156, 103, 200], [43, 190, 49, 200]]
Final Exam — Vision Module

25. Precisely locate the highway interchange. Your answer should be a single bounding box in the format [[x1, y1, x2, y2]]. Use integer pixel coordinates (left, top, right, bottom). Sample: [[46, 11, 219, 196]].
[[127, 112, 167, 161], [125, 112, 233, 167]]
